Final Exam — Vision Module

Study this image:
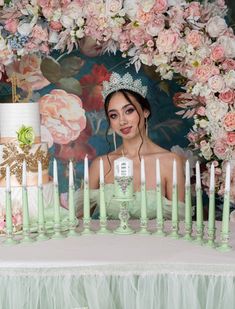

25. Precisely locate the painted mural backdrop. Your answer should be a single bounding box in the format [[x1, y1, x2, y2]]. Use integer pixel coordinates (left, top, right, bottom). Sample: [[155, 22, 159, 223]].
[[0, 47, 192, 202]]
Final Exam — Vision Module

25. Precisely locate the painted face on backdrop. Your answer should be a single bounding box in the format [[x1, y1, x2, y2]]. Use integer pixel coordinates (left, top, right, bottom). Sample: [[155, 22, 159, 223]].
[[107, 91, 149, 139]]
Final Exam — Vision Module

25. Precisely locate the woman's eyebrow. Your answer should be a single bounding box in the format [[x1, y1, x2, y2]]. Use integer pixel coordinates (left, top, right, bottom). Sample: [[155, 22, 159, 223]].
[[108, 104, 132, 113]]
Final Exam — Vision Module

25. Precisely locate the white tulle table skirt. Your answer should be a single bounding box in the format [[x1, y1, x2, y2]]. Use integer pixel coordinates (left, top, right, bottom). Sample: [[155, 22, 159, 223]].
[[0, 220, 235, 309]]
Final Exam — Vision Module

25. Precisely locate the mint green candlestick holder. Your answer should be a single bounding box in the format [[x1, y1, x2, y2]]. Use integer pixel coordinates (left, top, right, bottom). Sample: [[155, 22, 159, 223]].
[[205, 227, 217, 248], [217, 232, 232, 252], [152, 185, 165, 236], [97, 216, 112, 234], [114, 201, 135, 235], [21, 187, 35, 243], [67, 186, 80, 237], [81, 218, 95, 235], [3, 190, 18, 245], [36, 186, 50, 241], [169, 186, 180, 239], [138, 218, 150, 235], [51, 185, 66, 239]]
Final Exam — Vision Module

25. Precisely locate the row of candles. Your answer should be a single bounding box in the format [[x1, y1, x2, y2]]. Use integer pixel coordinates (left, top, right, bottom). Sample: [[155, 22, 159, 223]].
[[2, 155, 232, 251]]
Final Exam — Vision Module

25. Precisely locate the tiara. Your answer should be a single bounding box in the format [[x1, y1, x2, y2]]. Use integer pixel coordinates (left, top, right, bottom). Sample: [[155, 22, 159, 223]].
[[102, 72, 148, 101]]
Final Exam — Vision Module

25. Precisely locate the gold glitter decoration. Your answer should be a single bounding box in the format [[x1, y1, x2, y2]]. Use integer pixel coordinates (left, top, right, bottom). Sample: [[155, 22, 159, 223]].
[[0, 143, 50, 184], [7, 72, 33, 103]]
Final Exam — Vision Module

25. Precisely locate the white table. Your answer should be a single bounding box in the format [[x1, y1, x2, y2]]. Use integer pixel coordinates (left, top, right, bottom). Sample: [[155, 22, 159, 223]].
[[0, 220, 235, 309]]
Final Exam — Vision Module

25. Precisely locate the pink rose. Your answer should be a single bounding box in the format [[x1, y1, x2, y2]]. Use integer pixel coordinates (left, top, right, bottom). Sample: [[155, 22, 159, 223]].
[[223, 112, 235, 132], [130, 28, 150, 47], [196, 106, 206, 116], [6, 54, 50, 91], [186, 30, 203, 48], [213, 138, 228, 159], [219, 89, 235, 104], [227, 132, 235, 146], [146, 14, 165, 36], [156, 29, 180, 53], [136, 9, 154, 24], [40, 89, 87, 144], [4, 19, 18, 33], [206, 16, 227, 38], [222, 59, 235, 71], [184, 2, 201, 19], [153, 0, 168, 14], [208, 75, 225, 92], [50, 21, 63, 31], [187, 131, 198, 143], [210, 45, 225, 62], [105, 0, 123, 15], [31, 25, 48, 42], [194, 64, 220, 83]]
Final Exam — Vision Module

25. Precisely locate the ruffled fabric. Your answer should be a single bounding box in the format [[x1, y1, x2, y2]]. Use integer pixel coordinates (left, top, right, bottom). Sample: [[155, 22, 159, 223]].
[[76, 184, 185, 220]]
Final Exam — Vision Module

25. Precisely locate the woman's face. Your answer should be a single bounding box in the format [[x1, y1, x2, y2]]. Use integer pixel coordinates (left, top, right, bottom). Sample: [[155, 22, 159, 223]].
[[107, 91, 148, 139]]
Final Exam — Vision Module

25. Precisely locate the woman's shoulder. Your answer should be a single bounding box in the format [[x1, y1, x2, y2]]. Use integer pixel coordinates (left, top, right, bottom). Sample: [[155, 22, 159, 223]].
[[146, 144, 185, 165]]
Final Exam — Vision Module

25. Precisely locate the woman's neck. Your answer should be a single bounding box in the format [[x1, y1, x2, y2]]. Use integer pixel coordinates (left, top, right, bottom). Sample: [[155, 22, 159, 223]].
[[121, 135, 151, 158]]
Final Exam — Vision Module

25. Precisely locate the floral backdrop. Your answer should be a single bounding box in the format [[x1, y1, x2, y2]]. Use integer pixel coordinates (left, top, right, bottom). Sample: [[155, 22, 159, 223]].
[[0, 0, 235, 217]]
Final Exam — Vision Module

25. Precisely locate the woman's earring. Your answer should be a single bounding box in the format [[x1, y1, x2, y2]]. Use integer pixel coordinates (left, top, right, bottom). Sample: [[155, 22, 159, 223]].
[[113, 131, 117, 151], [145, 118, 148, 137]]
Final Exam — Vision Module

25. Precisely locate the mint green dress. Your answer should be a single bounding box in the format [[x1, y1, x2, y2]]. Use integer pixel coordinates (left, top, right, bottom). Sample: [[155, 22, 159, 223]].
[[79, 184, 185, 220]]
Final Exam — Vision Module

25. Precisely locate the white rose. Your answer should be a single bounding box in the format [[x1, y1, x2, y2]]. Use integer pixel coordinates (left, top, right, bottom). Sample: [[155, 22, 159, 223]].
[[208, 75, 225, 93], [76, 17, 84, 27], [60, 15, 74, 28], [168, 0, 186, 5], [191, 83, 211, 97], [205, 100, 228, 122], [48, 30, 59, 43], [224, 70, 235, 89], [140, 0, 155, 12], [76, 29, 84, 39], [199, 119, 208, 128], [162, 70, 173, 80], [200, 142, 213, 160], [217, 35, 235, 58], [206, 16, 227, 38], [52, 8, 62, 21], [17, 23, 33, 36], [123, 0, 138, 20], [153, 54, 168, 66], [0, 35, 6, 50], [105, 0, 123, 16]]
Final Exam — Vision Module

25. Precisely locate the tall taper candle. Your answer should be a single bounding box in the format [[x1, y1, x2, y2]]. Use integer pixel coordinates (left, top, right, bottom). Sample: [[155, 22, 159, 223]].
[[83, 155, 90, 220], [140, 157, 147, 220], [222, 162, 231, 235], [172, 160, 178, 223], [4, 166, 17, 245], [53, 159, 60, 223], [69, 160, 75, 222], [208, 163, 215, 231], [195, 161, 204, 242], [22, 160, 30, 228], [156, 159, 163, 222], [184, 160, 192, 240], [99, 158, 106, 218]]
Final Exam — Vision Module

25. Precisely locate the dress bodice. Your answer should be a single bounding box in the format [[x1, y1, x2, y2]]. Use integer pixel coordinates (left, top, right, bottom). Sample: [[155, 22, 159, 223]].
[[78, 183, 185, 220]]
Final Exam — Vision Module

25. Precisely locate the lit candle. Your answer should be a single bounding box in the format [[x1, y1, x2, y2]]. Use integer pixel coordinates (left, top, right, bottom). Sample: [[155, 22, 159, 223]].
[[22, 160, 27, 187], [140, 157, 147, 220], [83, 155, 90, 220], [38, 161, 42, 187], [195, 161, 204, 242], [207, 163, 215, 246], [184, 160, 192, 240], [53, 159, 58, 185]]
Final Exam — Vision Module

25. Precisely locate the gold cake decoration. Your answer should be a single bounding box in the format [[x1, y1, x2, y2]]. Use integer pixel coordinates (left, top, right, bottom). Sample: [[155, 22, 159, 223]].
[[0, 143, 50, 184]]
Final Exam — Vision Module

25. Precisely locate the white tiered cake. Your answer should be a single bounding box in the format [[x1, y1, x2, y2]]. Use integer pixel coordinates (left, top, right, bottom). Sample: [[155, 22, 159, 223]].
[[0, 102, 54, 232]]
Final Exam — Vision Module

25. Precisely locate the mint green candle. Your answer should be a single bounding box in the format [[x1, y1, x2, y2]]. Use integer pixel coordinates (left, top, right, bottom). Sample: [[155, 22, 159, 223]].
[[22, 187, 30, 230], [53, 184, 61, 224], [221, 163, 231, 236], [99, 182, 106, 219], [141, 183, 147, 220], [69, 185, 75, 223], [5, 190, 13, 234]]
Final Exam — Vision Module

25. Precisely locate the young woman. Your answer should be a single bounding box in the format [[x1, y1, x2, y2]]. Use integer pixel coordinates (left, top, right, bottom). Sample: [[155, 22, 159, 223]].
[[84, 72, 185, 220]]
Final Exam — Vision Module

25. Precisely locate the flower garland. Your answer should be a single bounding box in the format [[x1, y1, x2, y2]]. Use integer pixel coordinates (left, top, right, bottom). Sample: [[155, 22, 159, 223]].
[[0, 0, 235, 200]]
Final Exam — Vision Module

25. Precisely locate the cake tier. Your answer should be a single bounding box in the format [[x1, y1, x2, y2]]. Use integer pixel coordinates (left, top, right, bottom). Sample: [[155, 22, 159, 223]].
[[0, 102, 41, 143], [0, 142, 50, 187]]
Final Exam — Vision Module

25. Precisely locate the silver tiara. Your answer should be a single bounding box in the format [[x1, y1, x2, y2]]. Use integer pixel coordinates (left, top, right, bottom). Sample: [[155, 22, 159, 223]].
[[102, 72, 148, 101]]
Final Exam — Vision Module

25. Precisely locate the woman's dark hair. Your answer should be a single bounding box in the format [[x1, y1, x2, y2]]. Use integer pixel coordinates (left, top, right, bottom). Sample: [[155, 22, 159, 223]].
[[104, 89, 152, 177]]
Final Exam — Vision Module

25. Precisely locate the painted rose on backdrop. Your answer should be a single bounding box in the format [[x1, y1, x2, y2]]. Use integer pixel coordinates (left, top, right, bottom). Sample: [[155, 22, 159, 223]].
[[5, 54, 50, 91], [55, 120, 96, 161], [80, 64, 111, 111], [39, 89, 86, 144]]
